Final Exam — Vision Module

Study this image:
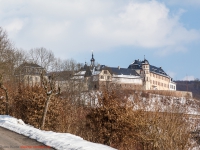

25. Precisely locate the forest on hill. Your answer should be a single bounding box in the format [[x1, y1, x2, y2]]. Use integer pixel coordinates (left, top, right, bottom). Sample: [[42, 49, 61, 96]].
[[175, 80, 200, 100]]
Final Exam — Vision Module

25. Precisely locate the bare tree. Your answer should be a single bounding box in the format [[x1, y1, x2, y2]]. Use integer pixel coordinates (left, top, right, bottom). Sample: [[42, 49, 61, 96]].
[[50, 57, 65, 72], [0, 74, 9, 115], [0, 27, 13, 59], [28, 47, 55, 71], [40, 71, 60, 129], [0, 27, 17, 114], [0, 27, 16, 78], [14, 49, 29, 68], [62, 59, 83, 72]]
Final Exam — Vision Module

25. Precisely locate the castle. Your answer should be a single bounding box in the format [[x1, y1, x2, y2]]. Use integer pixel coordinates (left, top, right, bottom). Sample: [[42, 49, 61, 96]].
[[14, 53, 176, 92], [74, 53, 176, 91]]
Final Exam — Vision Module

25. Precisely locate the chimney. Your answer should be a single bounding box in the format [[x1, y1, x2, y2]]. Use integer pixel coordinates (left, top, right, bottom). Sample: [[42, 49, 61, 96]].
[[118, 66, 120, 70]]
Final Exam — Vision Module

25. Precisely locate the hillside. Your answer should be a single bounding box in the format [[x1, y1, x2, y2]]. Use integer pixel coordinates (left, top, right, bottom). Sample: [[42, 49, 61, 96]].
[[175, 80, 200, 100]]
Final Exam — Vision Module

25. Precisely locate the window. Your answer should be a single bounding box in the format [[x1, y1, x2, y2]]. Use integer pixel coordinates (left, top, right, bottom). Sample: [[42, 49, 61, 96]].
[[101, 76, 104, 79], [29, 76, 32, 81], [107, 76, 110, 80], [104, 70, 107, 74]]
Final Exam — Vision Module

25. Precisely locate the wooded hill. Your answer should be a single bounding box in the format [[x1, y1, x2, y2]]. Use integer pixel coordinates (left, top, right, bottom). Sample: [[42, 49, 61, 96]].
[[175, 80, 200, 100]]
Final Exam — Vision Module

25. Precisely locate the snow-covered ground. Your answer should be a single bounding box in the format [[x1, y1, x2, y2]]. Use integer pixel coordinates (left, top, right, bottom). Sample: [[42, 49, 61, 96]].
[[0, 115, 116, 150]]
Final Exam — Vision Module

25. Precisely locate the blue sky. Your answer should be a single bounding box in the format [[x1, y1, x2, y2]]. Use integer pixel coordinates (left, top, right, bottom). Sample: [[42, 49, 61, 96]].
[[0, 0, 200, 80]]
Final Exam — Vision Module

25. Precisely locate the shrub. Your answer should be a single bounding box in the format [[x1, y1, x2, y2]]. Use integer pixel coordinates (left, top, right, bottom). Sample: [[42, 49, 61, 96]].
[[11, 85, 62, 131], [86, 89, 196, 150]]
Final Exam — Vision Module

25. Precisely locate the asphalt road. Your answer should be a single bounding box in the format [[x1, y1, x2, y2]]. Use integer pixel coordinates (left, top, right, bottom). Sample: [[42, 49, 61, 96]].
[[0, 127, 55, 150]]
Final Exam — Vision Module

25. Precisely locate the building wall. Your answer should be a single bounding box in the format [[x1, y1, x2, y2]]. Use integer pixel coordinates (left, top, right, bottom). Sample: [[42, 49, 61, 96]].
[[142, 63, 151, 90], [88, 71, 176, 91], [149, 73, 170, 90], [99, 70, 112, 82], [112, 77, 142, 84], [169, 82, 176, 91], [24, 75, 40, 84], [131, 61, 176, 91], [89, 69, 143, 90], [15, 64, 46, 86]]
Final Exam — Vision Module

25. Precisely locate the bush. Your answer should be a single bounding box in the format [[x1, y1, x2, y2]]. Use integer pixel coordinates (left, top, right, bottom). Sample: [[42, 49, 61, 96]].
[[11, 85, 62, 131], [86, 89, 196, 150], [0, 83, 198, 150]]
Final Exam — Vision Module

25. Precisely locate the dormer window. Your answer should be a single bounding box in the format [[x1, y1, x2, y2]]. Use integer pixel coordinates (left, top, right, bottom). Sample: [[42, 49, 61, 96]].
[[104, 70, 107, 74]]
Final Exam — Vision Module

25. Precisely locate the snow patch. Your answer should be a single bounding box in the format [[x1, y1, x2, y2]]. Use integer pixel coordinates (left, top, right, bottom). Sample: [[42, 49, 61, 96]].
[[0, 115, 116, 150]]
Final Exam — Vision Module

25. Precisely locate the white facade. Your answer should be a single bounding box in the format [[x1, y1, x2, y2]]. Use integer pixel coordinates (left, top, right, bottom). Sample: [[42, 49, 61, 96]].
[[169, 81, 176, 91], [112, 75, 142, 84]]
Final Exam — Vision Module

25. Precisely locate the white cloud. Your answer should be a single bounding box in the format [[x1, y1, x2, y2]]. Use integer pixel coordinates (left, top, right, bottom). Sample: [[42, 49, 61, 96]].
[[183, 76, 195, 81], [3, 18, 24, 38], [155, 46, 188, 56], [167, 71, 176, 78], [0, 0, 199, 58]]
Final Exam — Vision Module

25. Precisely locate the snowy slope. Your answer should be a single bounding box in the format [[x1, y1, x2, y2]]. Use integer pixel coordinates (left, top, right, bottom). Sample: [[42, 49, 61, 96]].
[[0, 115, 116, 150]]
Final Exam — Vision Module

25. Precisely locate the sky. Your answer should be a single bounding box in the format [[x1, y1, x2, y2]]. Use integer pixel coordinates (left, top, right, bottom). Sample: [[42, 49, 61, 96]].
[[0, 0, 200, 80]]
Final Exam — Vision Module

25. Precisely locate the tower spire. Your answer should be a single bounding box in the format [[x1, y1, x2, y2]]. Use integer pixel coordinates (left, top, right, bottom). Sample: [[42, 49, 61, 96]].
[[90, 50, 95, 67]]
